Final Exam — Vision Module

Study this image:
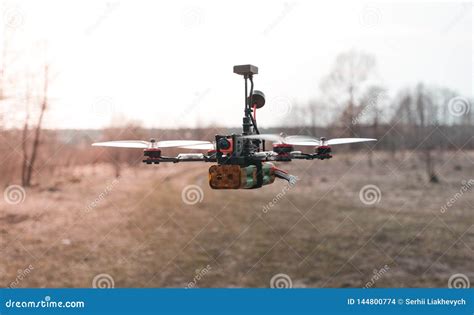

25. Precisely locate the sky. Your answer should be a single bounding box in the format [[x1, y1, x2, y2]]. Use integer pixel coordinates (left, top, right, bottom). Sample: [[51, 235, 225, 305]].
[[0, 0, 472, 129]]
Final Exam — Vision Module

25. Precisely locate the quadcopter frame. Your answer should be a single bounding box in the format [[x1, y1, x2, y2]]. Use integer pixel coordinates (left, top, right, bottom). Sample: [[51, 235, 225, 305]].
[[93, 64, 375, 189]]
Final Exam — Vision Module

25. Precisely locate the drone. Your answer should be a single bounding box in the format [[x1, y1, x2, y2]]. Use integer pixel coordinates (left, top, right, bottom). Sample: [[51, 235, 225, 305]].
[[93, 65, 376, 189]]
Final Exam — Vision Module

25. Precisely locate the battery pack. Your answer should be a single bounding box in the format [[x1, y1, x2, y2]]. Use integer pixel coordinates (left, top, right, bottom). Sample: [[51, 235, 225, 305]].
[[209, 165, 242, 189], [209, 163, 275, 189]]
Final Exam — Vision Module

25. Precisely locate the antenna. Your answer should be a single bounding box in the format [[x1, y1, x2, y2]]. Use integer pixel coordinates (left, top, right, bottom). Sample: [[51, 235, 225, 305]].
[[233, 65, 259, 135]]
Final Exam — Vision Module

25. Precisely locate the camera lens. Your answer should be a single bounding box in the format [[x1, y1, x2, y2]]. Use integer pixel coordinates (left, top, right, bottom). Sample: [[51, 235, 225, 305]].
[[218, 138, 230, 150]]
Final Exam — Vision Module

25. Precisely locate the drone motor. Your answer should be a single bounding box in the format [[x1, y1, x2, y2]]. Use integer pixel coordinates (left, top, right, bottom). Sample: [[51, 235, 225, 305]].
[[272, 143, 293, 161]]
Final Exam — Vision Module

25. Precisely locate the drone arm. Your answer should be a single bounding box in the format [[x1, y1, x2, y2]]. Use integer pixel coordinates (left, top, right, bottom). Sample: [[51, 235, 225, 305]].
[[143, 154, 217, 164], [289, 152, 314, 159], [288, 151, 332, 160]]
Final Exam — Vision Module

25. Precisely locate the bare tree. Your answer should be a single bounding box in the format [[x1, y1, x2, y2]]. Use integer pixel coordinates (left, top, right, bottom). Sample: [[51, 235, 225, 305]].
[[0, 28, 8, 101], [102, 120, 145, 178], [320, 50, 377, 138], [0, 28, 10, 127], [359, 85, 387, 166], [414, 84, 438, 182], [23, 63, 49, 187], [390, 84, 461, 183], [21, 104, 30, 186]]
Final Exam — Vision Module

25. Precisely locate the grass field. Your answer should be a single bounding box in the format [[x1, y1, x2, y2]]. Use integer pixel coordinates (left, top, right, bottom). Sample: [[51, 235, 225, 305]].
[[1, 150, 473, 288]]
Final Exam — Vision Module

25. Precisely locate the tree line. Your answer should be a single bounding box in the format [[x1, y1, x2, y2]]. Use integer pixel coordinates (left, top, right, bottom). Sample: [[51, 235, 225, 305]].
[[0, 50, 472, 187]]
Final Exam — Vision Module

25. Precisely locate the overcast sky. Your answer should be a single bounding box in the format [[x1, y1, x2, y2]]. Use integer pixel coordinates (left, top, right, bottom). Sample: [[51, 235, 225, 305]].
[[1, 0, 472, 129]]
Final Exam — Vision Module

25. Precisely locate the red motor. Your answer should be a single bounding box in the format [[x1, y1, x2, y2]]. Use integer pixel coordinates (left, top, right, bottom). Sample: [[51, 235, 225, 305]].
[[315, 146, 332, 160], [144, 148, 161, 158], [273, 143, 293, 161]]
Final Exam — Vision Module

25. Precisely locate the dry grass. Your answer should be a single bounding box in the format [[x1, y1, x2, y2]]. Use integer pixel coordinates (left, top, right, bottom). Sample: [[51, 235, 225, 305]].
[[1, 150, 473, 288]]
